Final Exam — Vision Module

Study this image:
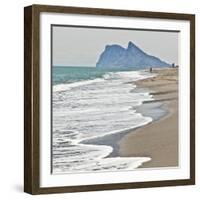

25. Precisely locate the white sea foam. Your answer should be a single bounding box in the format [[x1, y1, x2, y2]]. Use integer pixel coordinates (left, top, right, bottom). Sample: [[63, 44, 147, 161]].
[[52, 70, 155, 173], [53, 78, 104, 92]]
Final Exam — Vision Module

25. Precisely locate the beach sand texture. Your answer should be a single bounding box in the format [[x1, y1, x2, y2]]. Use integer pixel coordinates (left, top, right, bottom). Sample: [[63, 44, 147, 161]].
[[119, 68, 179, 168]]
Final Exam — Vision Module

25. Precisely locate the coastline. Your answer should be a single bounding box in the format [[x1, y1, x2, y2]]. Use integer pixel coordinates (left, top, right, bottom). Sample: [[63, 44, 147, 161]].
[[119, 67, 179, 168]]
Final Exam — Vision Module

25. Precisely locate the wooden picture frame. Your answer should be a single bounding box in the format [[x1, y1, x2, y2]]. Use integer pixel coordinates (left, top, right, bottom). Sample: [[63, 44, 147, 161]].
[[24, 4, 195, 195]]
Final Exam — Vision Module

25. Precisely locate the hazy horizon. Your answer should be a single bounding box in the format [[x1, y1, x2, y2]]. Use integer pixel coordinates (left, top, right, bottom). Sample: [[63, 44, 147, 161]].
[[52, 26, 179, 67]]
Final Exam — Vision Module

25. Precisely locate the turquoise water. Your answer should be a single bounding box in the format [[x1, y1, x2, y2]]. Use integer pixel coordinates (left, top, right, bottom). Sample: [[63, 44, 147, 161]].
[[52, 66, 135, 85]]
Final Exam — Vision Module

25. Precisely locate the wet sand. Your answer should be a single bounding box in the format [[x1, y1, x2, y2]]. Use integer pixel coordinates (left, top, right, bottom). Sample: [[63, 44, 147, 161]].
[[119, 68, 179, 168]]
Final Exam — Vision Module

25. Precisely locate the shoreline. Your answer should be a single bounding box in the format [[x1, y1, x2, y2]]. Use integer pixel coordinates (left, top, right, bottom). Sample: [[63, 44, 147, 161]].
[[81, 67, 178, 169], [119, 67, 178, 168]]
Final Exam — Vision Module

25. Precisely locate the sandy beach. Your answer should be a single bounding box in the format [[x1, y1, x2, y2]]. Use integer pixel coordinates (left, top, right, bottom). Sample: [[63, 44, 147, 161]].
[[119, 68, 179, 168]]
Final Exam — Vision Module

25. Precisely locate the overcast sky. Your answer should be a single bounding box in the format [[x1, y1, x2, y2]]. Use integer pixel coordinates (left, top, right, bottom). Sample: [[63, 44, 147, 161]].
[[52, 26, 179, 67]]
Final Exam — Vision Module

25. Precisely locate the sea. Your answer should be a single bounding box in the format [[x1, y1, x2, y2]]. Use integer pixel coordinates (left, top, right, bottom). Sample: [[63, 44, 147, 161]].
[[52, 66, 155, 173]]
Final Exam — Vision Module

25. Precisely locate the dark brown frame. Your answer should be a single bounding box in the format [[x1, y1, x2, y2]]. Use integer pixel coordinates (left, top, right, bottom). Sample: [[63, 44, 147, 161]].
[[24, 4, 195, 195]]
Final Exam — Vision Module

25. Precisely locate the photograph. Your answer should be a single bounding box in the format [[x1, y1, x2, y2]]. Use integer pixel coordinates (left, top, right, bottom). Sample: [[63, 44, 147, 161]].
[[51, 25, 179, 174]]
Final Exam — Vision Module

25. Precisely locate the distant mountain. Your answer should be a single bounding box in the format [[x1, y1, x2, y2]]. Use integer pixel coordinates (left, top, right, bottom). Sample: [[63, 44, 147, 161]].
[[96, 41, 170, 69]]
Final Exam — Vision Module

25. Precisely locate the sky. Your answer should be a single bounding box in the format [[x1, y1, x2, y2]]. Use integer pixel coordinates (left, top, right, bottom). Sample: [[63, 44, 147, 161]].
[[52, 26, 179, 67]]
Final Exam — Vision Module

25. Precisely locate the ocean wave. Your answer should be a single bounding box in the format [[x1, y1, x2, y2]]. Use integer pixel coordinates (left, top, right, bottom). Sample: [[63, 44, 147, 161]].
[[53, 70, 155, 93], [103, 71, 154, 80], [52, 70, 155, 173], [53, 78, 105, 92], [53, 138, 151, 173]]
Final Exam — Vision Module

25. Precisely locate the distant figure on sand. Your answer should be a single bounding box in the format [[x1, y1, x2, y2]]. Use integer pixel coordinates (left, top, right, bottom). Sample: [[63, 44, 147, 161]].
[[149, 67, 153, 73]]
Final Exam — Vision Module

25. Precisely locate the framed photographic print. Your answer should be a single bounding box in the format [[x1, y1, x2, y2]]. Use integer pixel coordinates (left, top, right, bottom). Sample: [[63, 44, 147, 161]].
[[24, 4, 195, 194]]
